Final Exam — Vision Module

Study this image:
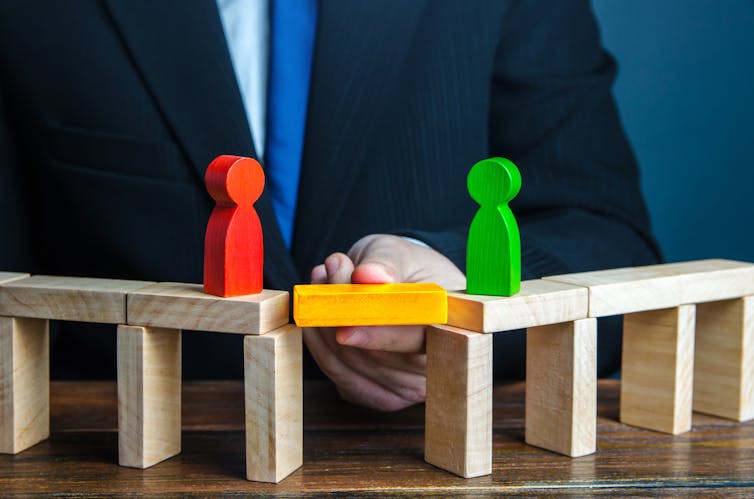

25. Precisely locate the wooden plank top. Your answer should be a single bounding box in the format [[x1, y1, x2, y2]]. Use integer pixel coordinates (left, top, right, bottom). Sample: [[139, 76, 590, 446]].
[[2, 380, 752, 496], [447, 280, 588, 332], [0, 272, 29, 285], [0, 275, 154, 323], [545, 259, 754, 317], [293, 283, 447, 327], [127, 282, 289, 335]]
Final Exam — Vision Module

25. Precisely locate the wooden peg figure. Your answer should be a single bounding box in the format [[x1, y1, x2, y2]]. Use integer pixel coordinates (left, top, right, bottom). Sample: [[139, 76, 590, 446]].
[[203, 155, 265, 297], [466, 157, 522, 296]]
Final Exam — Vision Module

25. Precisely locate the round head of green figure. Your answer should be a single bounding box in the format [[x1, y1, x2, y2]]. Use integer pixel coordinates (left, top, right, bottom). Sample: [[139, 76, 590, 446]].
[[467, 157, 522, 207]]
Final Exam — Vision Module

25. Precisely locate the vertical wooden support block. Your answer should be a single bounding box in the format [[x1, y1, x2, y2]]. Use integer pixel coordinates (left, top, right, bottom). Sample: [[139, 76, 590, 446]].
[[425, 325, 492, 478], [244, 325, 303, 483], [117, 325, 181, 468], [525, 318, 596, 457], [694, 297, 754, 421], [621, 305, 695, 434], [0, 317, 49, 454]]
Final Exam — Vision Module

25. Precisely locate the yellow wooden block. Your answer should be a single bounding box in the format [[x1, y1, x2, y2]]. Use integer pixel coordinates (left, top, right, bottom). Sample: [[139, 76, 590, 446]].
[[293, 283, 447, 327]]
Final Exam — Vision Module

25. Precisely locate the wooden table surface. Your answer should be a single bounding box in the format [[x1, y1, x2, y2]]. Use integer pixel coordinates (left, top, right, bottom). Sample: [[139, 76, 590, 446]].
[[1, 380, 753, 497]]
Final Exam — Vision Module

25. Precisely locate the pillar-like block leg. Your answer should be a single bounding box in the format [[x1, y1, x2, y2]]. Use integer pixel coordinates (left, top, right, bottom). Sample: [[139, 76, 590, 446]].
[[694, 297, 753, 421], [244, 325, 302, 483], [525, 318, 596, 457], [117, 325, 181, 468], [621, 305, 695, 434], [0, 317, 49, 454], [425, 325, 492, 478]]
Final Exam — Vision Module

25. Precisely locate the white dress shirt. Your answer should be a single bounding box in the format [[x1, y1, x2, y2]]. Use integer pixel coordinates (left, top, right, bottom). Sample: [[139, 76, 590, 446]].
[[216, 0, 268, 159]]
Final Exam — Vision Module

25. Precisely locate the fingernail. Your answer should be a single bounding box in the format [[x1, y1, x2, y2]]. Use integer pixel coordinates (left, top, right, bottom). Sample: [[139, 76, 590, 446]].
[[341, 329, 367, 347]]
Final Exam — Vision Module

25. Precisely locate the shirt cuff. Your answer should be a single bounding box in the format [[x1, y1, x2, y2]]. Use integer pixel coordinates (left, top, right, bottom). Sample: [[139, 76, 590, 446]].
[[400, 236, 429, 248]]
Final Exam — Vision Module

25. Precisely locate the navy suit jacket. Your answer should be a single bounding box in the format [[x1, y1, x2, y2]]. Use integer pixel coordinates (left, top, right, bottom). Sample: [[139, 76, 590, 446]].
[[0, 0, 660, 379]]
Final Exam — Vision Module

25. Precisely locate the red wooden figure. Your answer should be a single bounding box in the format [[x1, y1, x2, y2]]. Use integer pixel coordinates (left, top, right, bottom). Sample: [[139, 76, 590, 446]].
[[203, 155, 265, 297]]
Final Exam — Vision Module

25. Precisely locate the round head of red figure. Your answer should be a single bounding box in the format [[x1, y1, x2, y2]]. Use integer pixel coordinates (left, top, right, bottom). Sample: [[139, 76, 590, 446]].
[[467, 157, 522, 207], [205, 155, 265, 208]]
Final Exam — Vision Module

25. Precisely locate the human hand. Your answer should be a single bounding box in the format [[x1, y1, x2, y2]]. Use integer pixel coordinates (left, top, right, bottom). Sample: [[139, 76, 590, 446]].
[[303, 234, 466, 411]]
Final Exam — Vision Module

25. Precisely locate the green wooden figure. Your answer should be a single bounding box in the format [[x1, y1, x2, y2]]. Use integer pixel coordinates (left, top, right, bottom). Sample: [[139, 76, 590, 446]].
[[466, 157, 522, 296]]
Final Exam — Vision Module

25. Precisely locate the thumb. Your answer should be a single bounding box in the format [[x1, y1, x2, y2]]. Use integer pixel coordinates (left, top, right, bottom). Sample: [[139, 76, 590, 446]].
[[349, 235, 417, 284], [350, 256, 400, 284], [349, 240, 406, 284]]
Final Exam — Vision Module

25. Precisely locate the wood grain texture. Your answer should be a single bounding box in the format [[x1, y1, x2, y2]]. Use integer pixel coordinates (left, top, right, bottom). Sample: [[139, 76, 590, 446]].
[[447, 280, 588, 333], [525, 319, 596, 457], [694, 297, 754, 421], [621, 305, 696, 434], [293, 283, 447, 327], [127, 282, 288, 335], [1, 380, 754, 495], [0, 317, 49, 454], [0, 275, 154, 323], [244, 325, 303, 483], [425, 324, 492, 478], [117, 325, 181, 469], [545, 259, 754, 317]]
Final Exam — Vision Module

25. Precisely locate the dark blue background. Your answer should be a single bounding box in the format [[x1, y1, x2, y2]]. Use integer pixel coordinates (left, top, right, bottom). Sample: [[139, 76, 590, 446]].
[[593, 0, 754, 263]]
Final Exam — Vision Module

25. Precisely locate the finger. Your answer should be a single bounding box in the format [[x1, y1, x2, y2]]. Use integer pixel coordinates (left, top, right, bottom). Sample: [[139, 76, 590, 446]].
[[335, 325, 426, 353], [350, 262, 398, 284], [350, 349, 427, 376], [348, 236, 407, 284], [310, 264, 327, 284], [303, 327, 418, 411], [302, 327, 350, 379], [324, 252, 355, 284], [333, 346, 427, 408], [336, 370, 425, 412], [329, 331, 426, 377]]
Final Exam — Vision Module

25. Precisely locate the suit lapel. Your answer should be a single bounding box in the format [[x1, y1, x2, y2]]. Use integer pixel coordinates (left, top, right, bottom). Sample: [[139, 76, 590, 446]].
[[292, 0, 428, 272], [102, 0, 299, 290]]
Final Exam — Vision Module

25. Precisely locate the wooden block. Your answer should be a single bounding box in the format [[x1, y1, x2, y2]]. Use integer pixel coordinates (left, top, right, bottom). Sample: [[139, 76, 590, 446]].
[[425, 324, 492, 478], [293, 283, 447, 327], [545, 259, 754, 317], [117, 325, 182, 469], [0, 317, 49, 454], [127, 282, 288, 335], [204, 155, 264, 297], [466, 157, 522, 297], [244, 325, 302, 483], [0, 272, 30, 285], [447, 279, 588, 333], [0, 276, 154, 323], [621, 305, 695, 434], [693, 297, 754, 421], [525, 319, 596, 457]]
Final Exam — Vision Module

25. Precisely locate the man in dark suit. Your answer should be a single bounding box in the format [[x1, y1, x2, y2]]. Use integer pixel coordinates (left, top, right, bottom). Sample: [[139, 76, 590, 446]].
[[0, 1, 660, 411]]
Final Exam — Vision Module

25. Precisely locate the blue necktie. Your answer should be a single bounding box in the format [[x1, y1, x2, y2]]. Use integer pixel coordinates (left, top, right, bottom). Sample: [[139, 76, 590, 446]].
[[265, 0, 317, 248]]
